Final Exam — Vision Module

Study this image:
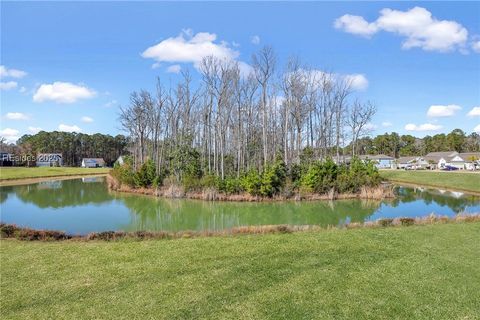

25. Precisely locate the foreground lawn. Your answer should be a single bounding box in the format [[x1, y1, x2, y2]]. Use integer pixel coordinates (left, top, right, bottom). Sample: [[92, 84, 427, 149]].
[[1, 223, 479, 319], [380, 170, 480, 193], [0, 167, 110, 181]]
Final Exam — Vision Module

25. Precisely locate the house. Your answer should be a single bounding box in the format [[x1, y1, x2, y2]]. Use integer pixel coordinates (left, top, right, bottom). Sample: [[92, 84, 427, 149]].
[[424, 151, 464, 169], [81, 158, 106, 168], [36, 153, 63, 167], [396, 156, 429, 169], [115, 155, 126, 166], [459, 152, 480, 170], [359, 154, 395, 169]]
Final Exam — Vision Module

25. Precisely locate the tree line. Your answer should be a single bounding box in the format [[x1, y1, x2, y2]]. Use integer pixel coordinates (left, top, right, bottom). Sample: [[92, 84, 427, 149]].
[[353, 129, 480, 158], [10, 132, 129, 166]]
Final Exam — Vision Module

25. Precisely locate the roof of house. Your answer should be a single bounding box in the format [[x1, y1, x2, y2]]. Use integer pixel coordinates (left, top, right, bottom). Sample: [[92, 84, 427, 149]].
[[424, 151, 459, 162], [397, 156, 420, 163], [82, 158, 105, 164], [459, 152, 480, 161], [359, 154, 395, 160]]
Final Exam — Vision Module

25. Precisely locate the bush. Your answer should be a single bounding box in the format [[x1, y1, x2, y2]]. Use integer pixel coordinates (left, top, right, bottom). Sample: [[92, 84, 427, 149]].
[[262, 160, 286, 197], [241, 170, 262, 196], [400, 217, 415, 226], [134, 159, 157, 188], [378, 218, 394, 227]]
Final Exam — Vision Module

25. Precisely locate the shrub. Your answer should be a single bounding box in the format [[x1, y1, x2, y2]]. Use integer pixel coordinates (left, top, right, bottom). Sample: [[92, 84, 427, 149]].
[[399, 217, 415, 226], [378, 218, 394, 227], [260, 159, 286, 197], [134, 159, 157, 188], [241, 170, 262, 196]]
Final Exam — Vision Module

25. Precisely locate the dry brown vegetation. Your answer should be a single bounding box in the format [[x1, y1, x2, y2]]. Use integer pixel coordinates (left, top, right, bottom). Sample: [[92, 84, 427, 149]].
[[2, 214, 478, 242]]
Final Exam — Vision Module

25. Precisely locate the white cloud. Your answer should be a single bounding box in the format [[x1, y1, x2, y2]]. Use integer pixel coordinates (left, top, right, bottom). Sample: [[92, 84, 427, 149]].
[[33, 82, 96, 104], [142, 30, 239, 68], [335, 7, 469, 52], [81, 116, 94, 123], [472, 40, 480, 53], [305, 70, 369, 91], [474, 124, 480, 134], [251, 35, 261, 45], [334, 14, 378, 37], [5, 112, 29, 120], [344, 74, 369, 91], [19, 86, 27, 93], [28, 126, 42, 134], [0, 128, 20, 143], [382, 121, 393, 127], [151, 62, 162, 69], [467, 106, 480, 117], [0, 65, 27, 79], [405, 123, 443, 131], [0, 81, 18, 90], [166, 64, 181, 74], [427, 104, 461, 117], [58, 124, 81, 132], [142, 29, 254, 78]]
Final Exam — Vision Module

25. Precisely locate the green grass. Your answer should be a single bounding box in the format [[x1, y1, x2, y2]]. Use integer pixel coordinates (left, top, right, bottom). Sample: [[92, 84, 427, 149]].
[[0, 167, 111, 181], [1, 223, 479, 319], [380, 170, 480, 193]]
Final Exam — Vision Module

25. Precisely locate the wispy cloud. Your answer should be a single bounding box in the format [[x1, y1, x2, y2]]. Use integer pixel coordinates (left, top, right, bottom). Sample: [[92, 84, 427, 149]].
[[5, 112, 29, 120], [58, 124, 81, 132]]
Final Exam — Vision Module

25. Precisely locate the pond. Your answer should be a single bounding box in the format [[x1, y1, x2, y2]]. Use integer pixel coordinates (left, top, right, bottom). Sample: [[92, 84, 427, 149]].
[[1, 177, 479, 235]]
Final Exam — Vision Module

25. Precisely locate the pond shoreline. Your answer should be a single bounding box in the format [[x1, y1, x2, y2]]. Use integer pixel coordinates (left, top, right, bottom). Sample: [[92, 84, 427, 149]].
[[2, 214, 479, 241], [0, 174, 109, 187]]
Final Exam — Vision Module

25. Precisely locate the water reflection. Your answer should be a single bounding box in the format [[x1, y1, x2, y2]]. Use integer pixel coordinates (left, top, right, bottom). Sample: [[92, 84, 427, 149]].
[[0, 178, 479, 235]]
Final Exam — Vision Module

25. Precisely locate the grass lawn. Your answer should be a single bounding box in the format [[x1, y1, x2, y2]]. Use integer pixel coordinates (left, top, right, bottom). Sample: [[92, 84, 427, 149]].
[[380, 170, 480, 193], [0, 167, 111, 181], [1, 222, 479, 319]]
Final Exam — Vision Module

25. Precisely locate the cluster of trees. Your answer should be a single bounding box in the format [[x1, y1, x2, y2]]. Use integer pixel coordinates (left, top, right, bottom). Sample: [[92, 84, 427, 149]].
[[119, 46, 377, 185], [354, 129, 480, 157], [113, 153, 381, 197], [12, 132, 129, 166]]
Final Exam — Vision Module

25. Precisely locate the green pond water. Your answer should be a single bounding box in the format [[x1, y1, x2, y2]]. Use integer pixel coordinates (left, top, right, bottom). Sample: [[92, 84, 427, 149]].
[[1, 177, 479, 235]]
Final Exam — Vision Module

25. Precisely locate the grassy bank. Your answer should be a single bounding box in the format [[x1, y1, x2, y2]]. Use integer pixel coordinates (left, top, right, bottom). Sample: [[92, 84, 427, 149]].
[[380, 170, 480, 193], [2, 222, 479, 319], [0, 167, 111, 181]]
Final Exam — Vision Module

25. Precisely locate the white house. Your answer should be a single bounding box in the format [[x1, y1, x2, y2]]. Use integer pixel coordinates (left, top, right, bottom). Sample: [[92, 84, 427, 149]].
[[396, 156, 429, 169], [424, 151, 464, 169], [81, 158, 106, 168], [459, 152, 480, 170]]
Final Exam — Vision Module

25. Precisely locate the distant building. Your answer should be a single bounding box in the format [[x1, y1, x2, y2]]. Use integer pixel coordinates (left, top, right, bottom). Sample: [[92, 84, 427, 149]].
[[81, 158, 106, 168], [459, 152, 480, 170], [115, 156, 125, 166], [36, 153, 63, 167], [396, 156, 429, 169], [424, 151, 463, 169], [359, 154, 395, 169]]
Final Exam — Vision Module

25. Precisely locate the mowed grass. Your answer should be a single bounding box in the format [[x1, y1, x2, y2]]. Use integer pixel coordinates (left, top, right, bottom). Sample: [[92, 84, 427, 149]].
[[0, 167, 111, 181], [1, 223, 479, 319], [380, 170, 480, 193]]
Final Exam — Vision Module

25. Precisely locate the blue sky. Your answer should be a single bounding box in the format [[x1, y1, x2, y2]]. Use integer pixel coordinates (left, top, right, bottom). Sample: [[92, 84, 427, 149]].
[[1, 1, 479, 143]]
